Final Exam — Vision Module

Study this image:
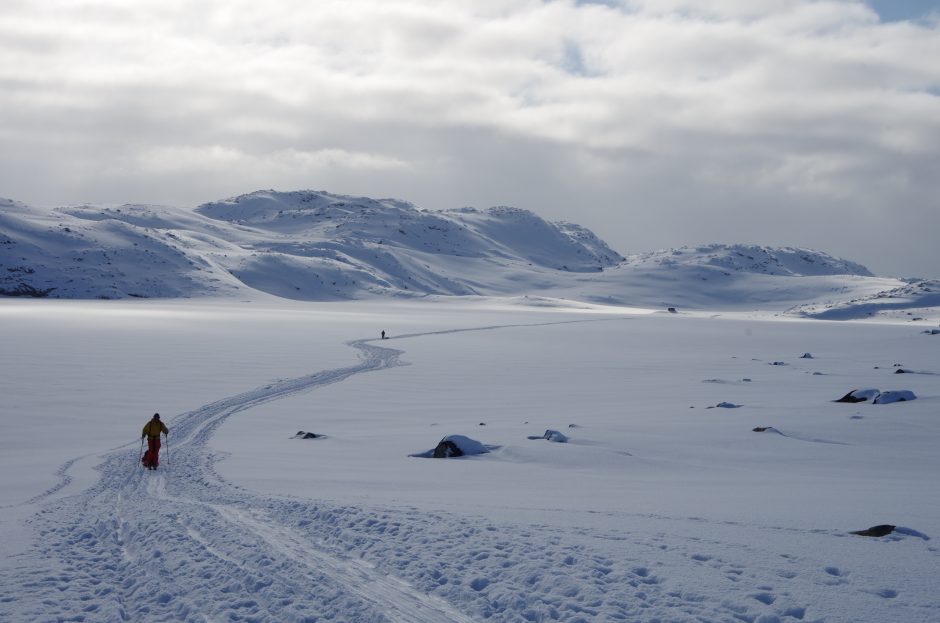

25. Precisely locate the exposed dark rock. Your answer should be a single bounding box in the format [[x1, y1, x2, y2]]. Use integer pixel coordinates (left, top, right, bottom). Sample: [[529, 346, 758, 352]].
[[0, 283, 56, 297], [433, 440, 463, 458], [835, 389, 879, 403], [752, 427, 770, 432], [850, 524, 896, 537], [291, 430, 321, 439]]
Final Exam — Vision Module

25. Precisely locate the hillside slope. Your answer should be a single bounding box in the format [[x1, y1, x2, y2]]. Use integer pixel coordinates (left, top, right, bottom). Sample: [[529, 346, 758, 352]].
[[1, 190, 929, 318]]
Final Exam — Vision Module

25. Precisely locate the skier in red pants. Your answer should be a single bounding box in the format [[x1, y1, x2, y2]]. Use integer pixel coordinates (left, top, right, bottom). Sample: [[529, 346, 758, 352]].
[[141, 413, 169, 470]]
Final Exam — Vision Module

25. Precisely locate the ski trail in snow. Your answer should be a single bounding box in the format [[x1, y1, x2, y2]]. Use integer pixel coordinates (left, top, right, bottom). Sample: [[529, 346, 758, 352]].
[[2, 319, 616, 622], [144, 466, 476, 623], [212, 504, 477, 623], [7, 315, 901, 623]]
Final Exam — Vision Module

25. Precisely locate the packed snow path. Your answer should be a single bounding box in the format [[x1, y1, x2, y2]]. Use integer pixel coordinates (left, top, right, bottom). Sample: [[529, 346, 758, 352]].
[[1, 322, 936, 622], [3, 337, 479, 622]]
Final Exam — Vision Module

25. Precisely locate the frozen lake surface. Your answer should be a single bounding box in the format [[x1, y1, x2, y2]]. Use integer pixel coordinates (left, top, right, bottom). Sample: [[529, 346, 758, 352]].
[[1, 298, 938, 622]]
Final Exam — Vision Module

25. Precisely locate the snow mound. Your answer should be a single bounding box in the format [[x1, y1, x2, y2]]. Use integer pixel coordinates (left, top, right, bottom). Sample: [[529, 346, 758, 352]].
[[835, 389, 916, 404], [873, 390, 917, 404]]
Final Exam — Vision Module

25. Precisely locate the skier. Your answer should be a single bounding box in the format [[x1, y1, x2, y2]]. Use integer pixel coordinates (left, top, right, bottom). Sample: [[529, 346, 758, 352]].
[[141, 413, 169, 470], [381, 330, 386, 340]]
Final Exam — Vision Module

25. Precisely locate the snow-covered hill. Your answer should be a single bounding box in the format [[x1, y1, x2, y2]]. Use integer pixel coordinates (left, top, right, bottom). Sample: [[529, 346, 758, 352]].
[[0, 190, 623, 301], [1, 190, 933, 319], [791, 278, 940, 321], [622, 244, 873, 278]]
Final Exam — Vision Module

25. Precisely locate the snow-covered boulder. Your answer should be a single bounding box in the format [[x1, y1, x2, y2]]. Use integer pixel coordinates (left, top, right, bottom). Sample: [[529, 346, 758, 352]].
[[527, 429, 569, 443], [410, 434, 490, 458], [835, 389, 880, 403], [873, 391, 916, 405]]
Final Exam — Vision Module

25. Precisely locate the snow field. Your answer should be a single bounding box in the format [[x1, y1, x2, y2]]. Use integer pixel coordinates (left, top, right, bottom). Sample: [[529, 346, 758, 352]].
[[1, 299, 938, 622]]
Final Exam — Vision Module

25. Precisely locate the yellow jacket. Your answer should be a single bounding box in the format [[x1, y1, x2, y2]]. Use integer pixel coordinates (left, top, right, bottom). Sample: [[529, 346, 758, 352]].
[[142, 419, 169, 438]]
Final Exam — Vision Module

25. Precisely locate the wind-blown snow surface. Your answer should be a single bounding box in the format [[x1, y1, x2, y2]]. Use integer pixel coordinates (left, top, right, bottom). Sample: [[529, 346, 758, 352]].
[[1, 298, 938, 622]]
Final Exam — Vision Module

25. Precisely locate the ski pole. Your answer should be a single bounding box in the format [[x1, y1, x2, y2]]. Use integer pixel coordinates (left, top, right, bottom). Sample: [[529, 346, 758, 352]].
[[165, 433, 170, 468], [138, 437, 145, 470]]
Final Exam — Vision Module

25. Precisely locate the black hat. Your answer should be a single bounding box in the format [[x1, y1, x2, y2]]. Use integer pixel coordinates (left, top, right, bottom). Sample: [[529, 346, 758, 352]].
[[153, 413, 160, 419]]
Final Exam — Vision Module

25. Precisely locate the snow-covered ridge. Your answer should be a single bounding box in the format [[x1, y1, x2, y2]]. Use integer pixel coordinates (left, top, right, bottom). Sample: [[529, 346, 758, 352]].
[[1, 190, 927, 317], [791, 278, 940, 320], [196, 190, 624, 271], [0, 190, 626, 300], [624, 244, 873, 277]]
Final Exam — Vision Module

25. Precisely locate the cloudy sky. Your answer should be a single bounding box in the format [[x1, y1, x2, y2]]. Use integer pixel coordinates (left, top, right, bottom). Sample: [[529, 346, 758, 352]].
[[1, 1, 938, 277]]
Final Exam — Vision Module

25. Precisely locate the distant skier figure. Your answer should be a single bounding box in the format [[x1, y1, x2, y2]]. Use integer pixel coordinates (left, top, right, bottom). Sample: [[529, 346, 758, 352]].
[[141, 413, 168, 470], [381, 330, 386, 340]]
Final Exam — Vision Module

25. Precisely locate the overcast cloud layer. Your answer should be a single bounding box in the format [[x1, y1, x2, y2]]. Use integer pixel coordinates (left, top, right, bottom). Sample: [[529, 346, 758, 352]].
[[1, 0, 939, 277]]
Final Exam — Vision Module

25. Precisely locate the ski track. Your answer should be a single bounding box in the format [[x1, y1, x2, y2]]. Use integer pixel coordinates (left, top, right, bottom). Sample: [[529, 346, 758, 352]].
[[0, 321, 932, 622]]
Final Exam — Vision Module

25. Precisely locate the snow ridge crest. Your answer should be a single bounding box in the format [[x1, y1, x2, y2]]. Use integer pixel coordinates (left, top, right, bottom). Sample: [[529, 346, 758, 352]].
[[625, 243, 873, 277]]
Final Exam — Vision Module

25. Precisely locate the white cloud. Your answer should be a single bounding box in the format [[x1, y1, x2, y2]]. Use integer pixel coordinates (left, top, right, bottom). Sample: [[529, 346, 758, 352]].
[[135, 145, 408, 174], [1, 0, 939, 276]]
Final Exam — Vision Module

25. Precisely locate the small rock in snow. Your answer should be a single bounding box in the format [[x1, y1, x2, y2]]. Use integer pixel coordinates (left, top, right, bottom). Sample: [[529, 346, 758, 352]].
[[850, 524, 896, 537], [291, 431, 321, 439]]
